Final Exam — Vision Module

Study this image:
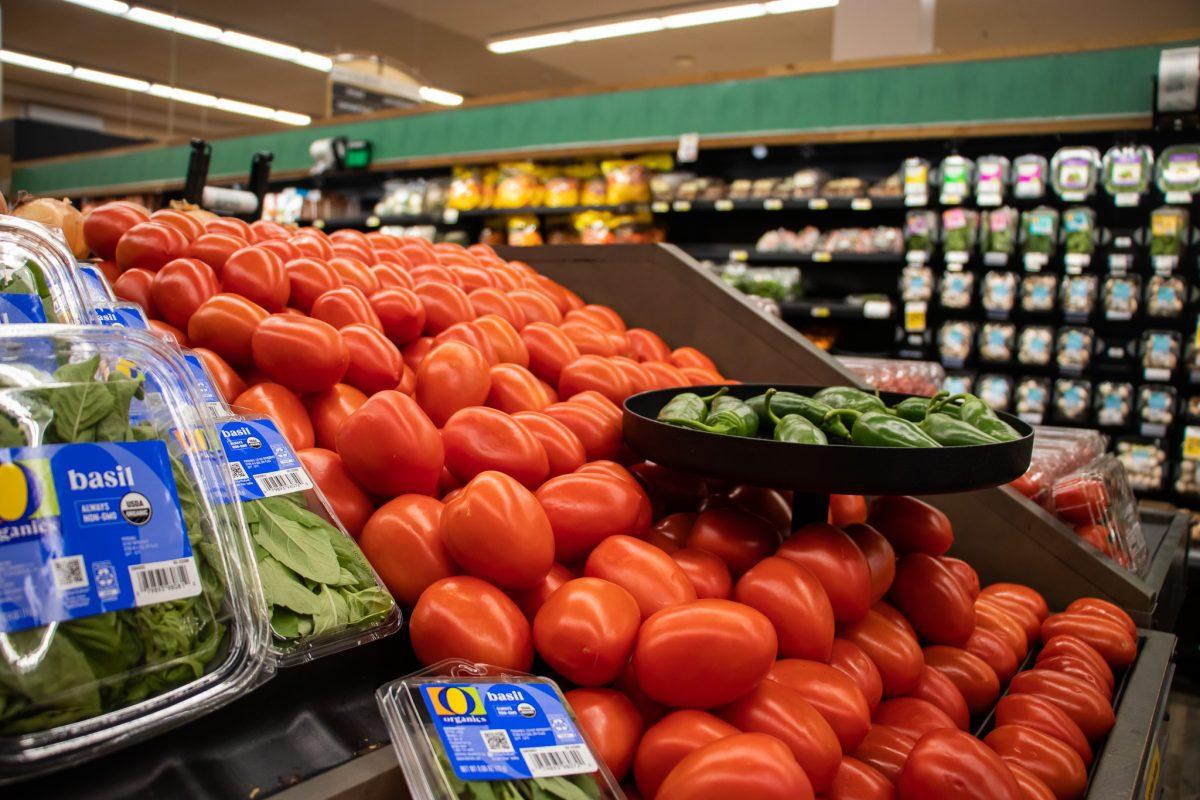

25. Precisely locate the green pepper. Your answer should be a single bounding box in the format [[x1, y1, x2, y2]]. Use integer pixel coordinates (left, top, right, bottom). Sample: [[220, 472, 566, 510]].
[[664, 392, 758, 437], [892, 392, 951, 423], [765, 389, 827, 445], [946, 393, 1022, 442], [657, 387, 727, 424], [918, 398, 999, 446], [814, 386, 892, 415], [746, 391, 851, 438], [824, 408, 942, 448]]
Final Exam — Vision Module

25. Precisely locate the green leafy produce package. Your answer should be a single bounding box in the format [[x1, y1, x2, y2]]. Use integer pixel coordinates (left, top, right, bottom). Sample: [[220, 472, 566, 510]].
[[1020, 206, 1059, 256], [0, 217, 90, 325], [377, 659, 624, 800], [0, 324, 273, 779]]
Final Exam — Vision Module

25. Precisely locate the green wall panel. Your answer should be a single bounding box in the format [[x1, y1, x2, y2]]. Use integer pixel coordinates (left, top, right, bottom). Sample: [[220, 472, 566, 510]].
[[14, 40, 1196, 196]]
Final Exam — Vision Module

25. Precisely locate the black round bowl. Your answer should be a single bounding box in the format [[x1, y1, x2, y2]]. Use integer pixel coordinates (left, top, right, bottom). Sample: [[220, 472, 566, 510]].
[[623, 384, 1034, 496]]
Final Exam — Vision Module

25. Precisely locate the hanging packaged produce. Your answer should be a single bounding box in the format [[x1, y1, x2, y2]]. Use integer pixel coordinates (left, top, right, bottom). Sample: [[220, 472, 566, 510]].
[[1148, 206, 1189, 270], [1019, 206, 1059, 270], [940, 208, 977, 261], [1017, 326, 1054, 366], [902, 157, 930, 205], [937, 155, 974, 205], [1012, 154, 1048, 200], [1050, 146, 1101, 201], [1061, 207, 1097, 270], [973, 155, 1010, 206], [903, 210, 936, 258], [1155, 143, 1200, 203], [1101, 144, 1153, 205], [981, 207, 1017, 265], [981, 271, 1017, 317]]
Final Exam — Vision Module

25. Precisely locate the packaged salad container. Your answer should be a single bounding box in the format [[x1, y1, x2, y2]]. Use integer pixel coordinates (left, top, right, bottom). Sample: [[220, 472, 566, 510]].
[[940, 208, 978, 256], [981, 207, 1017, 258], [902, 157, 931, 205], [974, 155, 1010, 206], [1148, 206, 1189, 259], [1101, 144, 1153, 204], [1050, 146, 1101, 201], [1012, 154, 1048, 200], [0, 217, 90, 325], [0, 325, 272, 779], [903, 210, 937, 255], [1019, 206, 1059, 268], [937, 155, 974, 205], [1155, 144, 1200, 201], [1061, 207, 1097, 257], [377, 659, 624, 800]]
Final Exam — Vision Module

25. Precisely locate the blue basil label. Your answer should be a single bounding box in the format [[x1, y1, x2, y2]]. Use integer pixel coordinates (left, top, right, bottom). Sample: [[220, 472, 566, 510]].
[[94, 304, 150, 329], [79, 265, 114, 301], [217, 418, 312, 500], [0, 440, 198, 633], [422, 682, 598, 781], [0, 293, 48, 324]]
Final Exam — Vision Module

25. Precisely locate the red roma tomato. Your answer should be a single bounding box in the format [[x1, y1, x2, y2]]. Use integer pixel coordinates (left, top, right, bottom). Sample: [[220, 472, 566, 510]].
[[148, 257, 219, 331], [185, 232, 246, 278], [511, 411, 586, 477], [306, 383, 368, 450], [568, 390, 622, 423], [255, 237, 300, 265], [671, 547, 732, 599], [718, 679, 841, 793], [898, 728, 1022, 800], [85, 202, 149, 260], [533, 577, 640, 686], [557, 355, 632, 404], [520, 322, 580, 384], [337, 390, 443, 497], [332, 241, 374, 265], [984, 725, 1087, 800], [844, 523, 897, 604], [113, 267, 159, 318], [510, 562, 573, 620], [908, 665, 971, 731], [1064, 598, 1136, 639], [577, 304, 626, 332], [867, 496, 953, 556], [994, 694, 1093, 767], [656, 732, 814, 800], [474, 314, 529, 366], [725, 485, 791, 534], [251, 314, 349, 393], [670, 346, 717, 372], [734, 556, 835, 662], [542, 401, 622, 461], [469, 287, 526, 329], [250, 219, 290, 242], [633, 599, 777, 708], [872, 600, 918, 640], [116, 221, 188, 272], [433, 322, 497, 366], [1035, 656, 1112, 699], [872, 697, 957, 741], [149, 208, 204, 241], [922, 646, 1000, 716], [564, 689, 643, 781], [1039, 613, 1135, 669], [687, 507, 779, 577], [976, 598, 1035, 655], [634, 710, 740, 799], [840, 610, 925, 697], [536, 472, 651, 562], [296, 448, 373, 538], [609, 356, 651, 395], [1006, 670, 1115, 741], [447, 264, 493, 292], [206, 216, 254, 241], [641, 360, 690, 389], [769, 659, 871, 753], [399, 243, 436, 267], [442, 407, 548, 489], [221, 246, 289, 311], [188, 293, 269, 365], [560, 320, 620, 357], [645, 512, 697, 552], [486, 363, 549, 413], [524, 274, 570, 312], [441, 471, 554, 590], [233, 383, 314, 450], [410, 576, 532, 670], [330, 229, 370, 247], [371, 261, 414, 290], [283, 257, 342, 313], [312, 285, 382, 330], [359, 495, 454, 607], [370, 287, 426, 346], [410, 263, 457, 286], [1008, 763, 1058, 800], [888, 553, 974, 646], [414, 281, 474, 335], [340, 323, 402, 395], [827, 757, 896, 800], [509, 288, 563, 326], [585, 534, 696, 619], [626, 328, 671, 362], [966, 627, 1019, 684], [681, 366, 724, 385], [149, 320, 188, 347], [1036, 636, 1113, 689], [938, 557, 980, 599], [830, 494, 869, 527], [191, 347, 245, 403], [292, 233, 334, 260], [328, 256, 379, 294], [777, 523, 872, 624], [980, 583, 1050, 622], [831, 639, 884, 713], [853, 725, 916, 786]]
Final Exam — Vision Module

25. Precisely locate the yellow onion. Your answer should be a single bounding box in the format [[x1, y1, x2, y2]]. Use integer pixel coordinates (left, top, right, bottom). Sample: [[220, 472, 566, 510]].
[[13, 194, 87, 257], [0, 190, 8, 215], [171, 199, 218, 224]]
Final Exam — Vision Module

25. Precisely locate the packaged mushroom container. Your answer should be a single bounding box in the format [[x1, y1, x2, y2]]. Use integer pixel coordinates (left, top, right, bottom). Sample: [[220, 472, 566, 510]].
[[1020, 274, 1058, 313], [974, 373, 1013, 412], [939, 271, 975, 309], [1102, 274, 1141, 319], [981, 271, 1017, 315], [937, 321, 977, 365], [1142, 330, 1181, 374], [1138, 384, 1177, 428], [1056, 327, 1094, 373], [1095, 381, 1135, 427], [1145, 274, 1186, 318], [901, 263, 934, 302], [978, 322, 1016, 363], [1059, 274, 1098, 318], [1053, 379, 1092, 423], [1018, 326, 1054, 366], [1016, 377, 1051, 421], [1116, 438, 1167, 492]]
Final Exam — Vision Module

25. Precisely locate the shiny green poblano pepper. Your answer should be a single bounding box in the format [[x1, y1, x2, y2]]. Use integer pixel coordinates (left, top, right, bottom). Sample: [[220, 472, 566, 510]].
[[918, 397, 999, 446], [746, 391, 850, 438], [824, 408, 942, 448], [946, 393, 1021, 442], [765, 389, 827, 445], [814, 386, 892, 415], [658, 387, 727, 424], [893, 392, 953, 423]]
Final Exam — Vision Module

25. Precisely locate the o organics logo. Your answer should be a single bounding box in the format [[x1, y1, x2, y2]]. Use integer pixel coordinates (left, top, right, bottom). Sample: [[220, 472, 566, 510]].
[[428, 686, 485, 716], [0, 461, 42, 521]]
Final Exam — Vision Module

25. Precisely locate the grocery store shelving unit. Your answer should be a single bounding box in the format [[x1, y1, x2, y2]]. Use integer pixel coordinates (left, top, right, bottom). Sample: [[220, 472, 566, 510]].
[[300, 203, 649, 232]]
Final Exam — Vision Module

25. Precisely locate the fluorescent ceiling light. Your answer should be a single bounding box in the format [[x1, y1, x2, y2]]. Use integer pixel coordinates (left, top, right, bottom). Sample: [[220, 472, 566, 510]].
[[61, 0, 128, 13], [0, 49, 73, 75], [148, 83, 217, 107], [215, 98, 276, 119], [218, 30, 301, 60], [663, 3, 766, 28], [488, 31, 574, 54], [418, 86, 464, 106], [294, 51, 334, 71], [765, 0, 837, 11], [571, 17, 664, 42], [272, 110, 313, 126], [72, 67, 150, 92]]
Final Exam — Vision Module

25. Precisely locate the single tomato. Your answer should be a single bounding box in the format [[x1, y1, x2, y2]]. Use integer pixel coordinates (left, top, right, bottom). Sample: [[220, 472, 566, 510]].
[[542, 401, 622, 461], [687, 507, 779, 577], [329, 256, 379, 294], [1006, 670, 1115, 741], [251, 314, 348, 393], [898, 728, 1022, 800], [853, 725, 916, 786], [409, 576, 532, 670], [655, 733, 815, 800], [115, 221, 188, 272], [533, 577, 640, 686], [867, 496, 954, 556], [359, 495, 455, 607], [415, 281, 474, 335], [84, 202, 149, 260], [872, 697, 957, 742], [993, 694, 1093, 767], [337, 390, 443, 497], [768, 659, 871, 753], [584, 534, 697, 619], [830, 494, 869, 527], [370, 287, 426, 346], [414, 341, 491, 427], [341, 323, 403, 395], [1039, 613, 1136, 669], [888, 553, 975, 646], [305, 383, 368, 450], [922, 646, 1001, 717], [984, 725, 1087, 800], [844, 523, 896, 604], [511, 411, 587, 477], [184, 232, 246, 278], [839, 610, 925, 698], [830, 639, 884, 713], [734, 556, 835, 662], [487, 363, 550, 413], [150, 257, 219, 329], [558, 355, 632, 404], [536, 472, 652, 562], [777, 523, 872, 624], [908, 665, 971, 731], [633, 710, 739, 799], [221, 246, 289, 311], [563, 689, 643, 782], [312, 285, 382, 330], [283, 257, 342, 313], [470, 287, 526, 329], [671, 547, 732, 599], [442, 407, 549, 489]]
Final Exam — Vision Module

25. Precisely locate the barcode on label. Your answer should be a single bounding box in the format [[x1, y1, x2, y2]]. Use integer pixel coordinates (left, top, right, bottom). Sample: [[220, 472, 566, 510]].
[[481, 729, 514, 755], [522, 744, 597, 778], [227, 461, 249, 482], [253, 467, 314, 497], [129, 557, 202, 606], [51, 555, 88, 591]]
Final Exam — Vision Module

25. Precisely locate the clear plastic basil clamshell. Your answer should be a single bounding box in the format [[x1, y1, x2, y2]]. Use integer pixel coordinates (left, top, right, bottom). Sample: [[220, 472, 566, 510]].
[[211, 407, 400, 667], [376, 659, 624, 800], [1050, 146, 1101, 199], [1101, 144, 1153, 198], [76, 263, 117, 304], [0, 217, 90, 325], [1155, 144, 1200, 197], [0, 324, 272, 780]]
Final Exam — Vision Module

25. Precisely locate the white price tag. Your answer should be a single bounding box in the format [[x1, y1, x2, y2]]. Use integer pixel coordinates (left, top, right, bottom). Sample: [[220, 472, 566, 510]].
[[863, 300, 892, 319], [651, 201, 669, 213], [808, 198, 829, 210], [1165, 190, 1193, 205], [714, 199, 734, 211], [763, 198, 783, 211], [851, 198, 872, 211], [672, 200, 692, 212], [442, 208, 460, 224], [1113, 192, 1140, 207]]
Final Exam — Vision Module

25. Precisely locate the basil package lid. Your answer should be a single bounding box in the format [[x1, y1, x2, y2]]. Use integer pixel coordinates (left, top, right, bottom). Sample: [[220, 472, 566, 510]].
[[0, 217, 90, 325], [377, 659, 623, 800], [1101, 144, 1153, 201], [213, 412, 400, 666], [1155, 144, 1200, 200], [0, 325, 272, 778], [1050, 146, 1101, 201]]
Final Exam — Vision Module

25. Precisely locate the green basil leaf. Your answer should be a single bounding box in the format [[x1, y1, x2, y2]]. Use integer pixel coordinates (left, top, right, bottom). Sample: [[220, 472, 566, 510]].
[[258, 555, 324, 615], [50, 381, 114, 442], [311, 585, 350, 635], [251, 499, 341, 584]]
